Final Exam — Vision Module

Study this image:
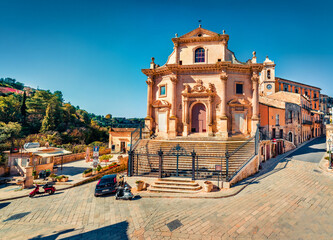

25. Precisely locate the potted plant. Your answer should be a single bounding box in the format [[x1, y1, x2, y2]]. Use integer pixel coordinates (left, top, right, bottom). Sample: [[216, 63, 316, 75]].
[[61, 175, 69, 182], [32, 170, 37, 179], [49, 173, 57, 182], [136, 180, 144, 191], [96, 165, 102, 173], [55, 175, 63, 182], [82, 168, 93, 177], [203, 181, 213, 192]]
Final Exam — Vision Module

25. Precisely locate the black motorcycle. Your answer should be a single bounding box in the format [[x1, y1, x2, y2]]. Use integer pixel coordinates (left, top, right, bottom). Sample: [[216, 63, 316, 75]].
[[115, 185, 134, 200]]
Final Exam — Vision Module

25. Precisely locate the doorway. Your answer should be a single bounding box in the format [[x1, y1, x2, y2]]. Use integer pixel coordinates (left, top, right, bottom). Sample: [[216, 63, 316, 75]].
[[120, 142, 126, 153], [158, 112, 167, 133], [234, 113, 245, 133], [191, 103, 206, 133]]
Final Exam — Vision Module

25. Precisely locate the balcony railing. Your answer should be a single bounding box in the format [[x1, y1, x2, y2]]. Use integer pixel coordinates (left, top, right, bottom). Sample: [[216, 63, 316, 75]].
[[302, 105, 312, 111], [302, 120, 312, 125]]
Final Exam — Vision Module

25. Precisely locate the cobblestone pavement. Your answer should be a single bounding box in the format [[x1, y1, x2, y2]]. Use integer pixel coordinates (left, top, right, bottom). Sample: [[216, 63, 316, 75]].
[[0, 137, 332, 240]]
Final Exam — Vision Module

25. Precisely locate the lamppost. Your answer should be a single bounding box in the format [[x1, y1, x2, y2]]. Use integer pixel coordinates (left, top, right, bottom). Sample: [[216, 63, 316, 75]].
[[328, 138, 332, 170]]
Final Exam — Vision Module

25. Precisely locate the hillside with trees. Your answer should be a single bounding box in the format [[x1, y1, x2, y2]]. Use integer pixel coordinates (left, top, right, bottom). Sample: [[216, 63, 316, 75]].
[[0, 78, 144, 164]]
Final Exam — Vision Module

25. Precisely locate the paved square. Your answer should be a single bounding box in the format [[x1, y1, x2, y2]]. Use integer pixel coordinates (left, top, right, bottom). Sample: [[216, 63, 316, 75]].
[[0, 137, 332, 239]]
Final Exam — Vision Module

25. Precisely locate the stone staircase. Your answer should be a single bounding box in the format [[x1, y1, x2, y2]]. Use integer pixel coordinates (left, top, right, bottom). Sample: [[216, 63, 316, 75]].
[[148, 178, 202, 194], [132, 137, 255, 180]]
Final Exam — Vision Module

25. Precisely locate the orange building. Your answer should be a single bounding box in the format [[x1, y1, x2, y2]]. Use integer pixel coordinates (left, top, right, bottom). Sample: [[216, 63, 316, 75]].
[[109, 128, 136, 153], [259, 99, 286, 161]]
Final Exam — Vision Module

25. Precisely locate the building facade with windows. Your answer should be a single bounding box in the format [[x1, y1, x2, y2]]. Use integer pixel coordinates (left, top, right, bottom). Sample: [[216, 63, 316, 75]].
[[142, 27, 263, 139]]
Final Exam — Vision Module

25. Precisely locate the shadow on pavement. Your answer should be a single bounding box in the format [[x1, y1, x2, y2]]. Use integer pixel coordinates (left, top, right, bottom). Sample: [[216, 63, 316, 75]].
[[29, 221, 129, 240], [57, 166, 87, 176], [3, 212, 30, 222], [0, 202, 10, 210]]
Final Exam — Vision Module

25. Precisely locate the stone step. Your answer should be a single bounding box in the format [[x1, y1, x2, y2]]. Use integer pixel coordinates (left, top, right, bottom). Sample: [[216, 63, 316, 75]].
[[148, 187, 202, 194], [150, 184, 201, 191], [156, 178, 194, 183]]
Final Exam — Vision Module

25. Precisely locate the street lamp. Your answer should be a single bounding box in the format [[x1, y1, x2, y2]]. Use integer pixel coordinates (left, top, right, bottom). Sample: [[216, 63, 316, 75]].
[[328, 138, 332, 169]]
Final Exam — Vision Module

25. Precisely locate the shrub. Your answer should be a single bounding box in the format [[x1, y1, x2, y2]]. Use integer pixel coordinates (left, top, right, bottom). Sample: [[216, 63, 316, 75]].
[[83, 168, 92, 174], [99, 154, 113, 161], [96, 165, 102, 171], [50, 173, 57, 178]]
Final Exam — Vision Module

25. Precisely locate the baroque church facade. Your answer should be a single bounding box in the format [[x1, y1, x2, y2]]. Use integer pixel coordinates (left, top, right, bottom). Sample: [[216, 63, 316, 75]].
[[142, 26, 264, 139]]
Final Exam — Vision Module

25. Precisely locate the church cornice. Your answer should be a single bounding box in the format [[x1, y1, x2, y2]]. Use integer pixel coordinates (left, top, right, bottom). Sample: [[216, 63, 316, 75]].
[[142, 62, 263, 77], [171, 35, 229, 45]]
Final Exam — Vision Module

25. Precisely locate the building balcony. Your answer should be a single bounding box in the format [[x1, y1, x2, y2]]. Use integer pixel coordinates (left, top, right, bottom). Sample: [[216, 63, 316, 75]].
[[302, 105, 312, 111], [302, 120, 312, 125]]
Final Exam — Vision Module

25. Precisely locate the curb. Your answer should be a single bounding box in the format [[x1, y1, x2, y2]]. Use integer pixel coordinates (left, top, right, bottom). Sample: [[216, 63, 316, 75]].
[[0, 167, 126, 202], [0, 185, 74, 202]]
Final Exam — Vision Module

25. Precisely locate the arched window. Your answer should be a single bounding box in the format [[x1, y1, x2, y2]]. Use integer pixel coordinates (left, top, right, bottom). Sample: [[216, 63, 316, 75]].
[[195, 48, 205, 63], [267, 70, 271, 79]]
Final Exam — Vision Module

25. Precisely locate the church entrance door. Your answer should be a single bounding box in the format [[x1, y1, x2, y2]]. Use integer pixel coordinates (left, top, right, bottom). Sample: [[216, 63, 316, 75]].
[[191, 103, 206, 133], [158, 112, 167, 133], [234, 113, 245, 133]]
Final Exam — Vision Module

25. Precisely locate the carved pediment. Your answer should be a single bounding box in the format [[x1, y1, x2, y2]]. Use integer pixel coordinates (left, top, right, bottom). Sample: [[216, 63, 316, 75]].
[[182, 80, 216, 94], [228, 98, 251, 106], [178, 27, 219, 39], [152, 100, 171, 108]]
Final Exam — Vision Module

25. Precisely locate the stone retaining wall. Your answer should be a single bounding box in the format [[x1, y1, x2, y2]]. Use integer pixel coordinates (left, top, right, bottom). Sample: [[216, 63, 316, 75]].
[[54, 148, 111, 165], [229, 155, 259, 186]]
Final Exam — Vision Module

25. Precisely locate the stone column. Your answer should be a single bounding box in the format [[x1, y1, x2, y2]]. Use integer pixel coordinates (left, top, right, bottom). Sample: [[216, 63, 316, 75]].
[[170, 77, 177, 117], [251, 72, 260, 136], [24, 166, 34, 188], [220, 72, 228, 117], [183, 98, 189, 136], [208, 96, 214, 136], [169, 76, 178, 138], [217, 72, 228, 139], [145, 77, 154, 130]]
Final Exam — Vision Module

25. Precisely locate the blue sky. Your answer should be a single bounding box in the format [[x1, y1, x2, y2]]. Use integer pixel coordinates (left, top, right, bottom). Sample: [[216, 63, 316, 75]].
[[0, 0, 332, 117]]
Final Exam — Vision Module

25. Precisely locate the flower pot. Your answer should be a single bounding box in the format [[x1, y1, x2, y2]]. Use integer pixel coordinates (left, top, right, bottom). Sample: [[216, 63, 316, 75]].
[[83, 172, 92, 178], [203, 181, 213, 192], [136, 181, 144, 191], [61, 177, 68, 182]]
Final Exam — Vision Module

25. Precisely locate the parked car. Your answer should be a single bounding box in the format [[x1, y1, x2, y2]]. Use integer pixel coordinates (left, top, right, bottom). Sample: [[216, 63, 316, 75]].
[[94, 174, 118, 197]]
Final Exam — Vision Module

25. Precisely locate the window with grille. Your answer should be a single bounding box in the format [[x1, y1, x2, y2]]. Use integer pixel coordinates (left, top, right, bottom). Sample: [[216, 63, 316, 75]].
[[195, 48, 205, 63]]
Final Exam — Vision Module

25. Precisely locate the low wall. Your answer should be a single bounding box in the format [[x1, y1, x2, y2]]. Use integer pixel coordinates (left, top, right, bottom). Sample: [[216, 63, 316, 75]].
[[229, 155, 259, 186], [36, 163, 54, 173], [53, 148, 111, 165], [0, 166, 9, 177], [284, 140, 296, 152]]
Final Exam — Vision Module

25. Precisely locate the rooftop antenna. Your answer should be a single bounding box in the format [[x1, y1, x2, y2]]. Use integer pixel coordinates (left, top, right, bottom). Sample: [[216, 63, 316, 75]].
[[198, 20, 202, 28]]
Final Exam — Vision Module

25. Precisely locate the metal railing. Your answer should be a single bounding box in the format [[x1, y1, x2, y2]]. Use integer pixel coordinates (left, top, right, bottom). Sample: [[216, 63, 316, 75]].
[[129, 125, 260, 182], [302, 120, 312, 125]]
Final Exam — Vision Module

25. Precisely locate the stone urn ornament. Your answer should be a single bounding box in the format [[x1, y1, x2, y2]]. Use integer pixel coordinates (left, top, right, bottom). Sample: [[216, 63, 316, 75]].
[[203, 181, 213, 192], [135, 180, 144, 191]]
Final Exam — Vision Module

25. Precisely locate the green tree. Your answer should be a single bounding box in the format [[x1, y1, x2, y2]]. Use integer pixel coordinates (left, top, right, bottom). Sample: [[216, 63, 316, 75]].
[[0, 94, 21, 123], [20, 91, 27, 124], [0, 122, 22, 146], [41, 103, 56, 132]]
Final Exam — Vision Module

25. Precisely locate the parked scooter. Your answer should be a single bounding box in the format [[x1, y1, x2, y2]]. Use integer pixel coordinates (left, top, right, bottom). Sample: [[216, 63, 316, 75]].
[[29, 184, 56, 197], [115, 185, 134, 200]]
